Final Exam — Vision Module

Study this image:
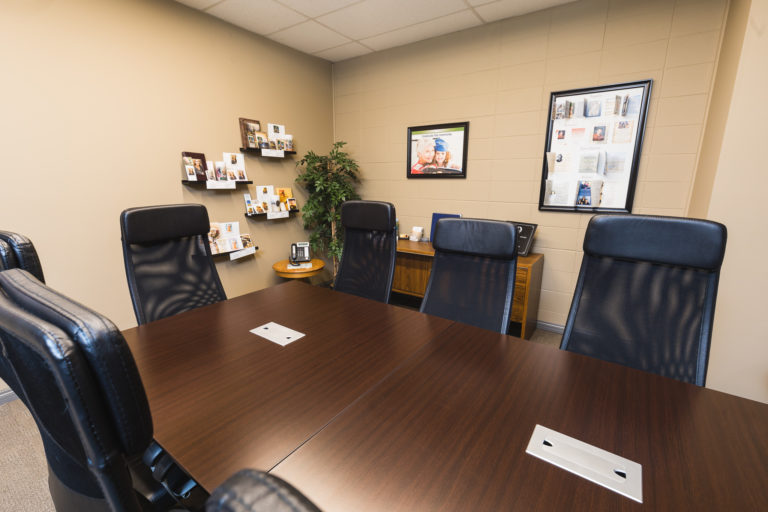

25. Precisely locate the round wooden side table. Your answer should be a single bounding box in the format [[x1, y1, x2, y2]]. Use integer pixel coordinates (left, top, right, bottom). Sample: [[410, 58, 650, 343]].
[[272, 258, 325, 279]]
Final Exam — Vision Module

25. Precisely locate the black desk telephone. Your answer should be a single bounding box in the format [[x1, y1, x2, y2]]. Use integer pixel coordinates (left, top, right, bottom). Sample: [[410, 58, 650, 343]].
[[290, 242, 311, 265]]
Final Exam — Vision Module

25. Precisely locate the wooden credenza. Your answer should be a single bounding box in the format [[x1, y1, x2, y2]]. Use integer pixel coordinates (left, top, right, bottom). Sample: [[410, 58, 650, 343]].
[[393, 239, 543, 339]]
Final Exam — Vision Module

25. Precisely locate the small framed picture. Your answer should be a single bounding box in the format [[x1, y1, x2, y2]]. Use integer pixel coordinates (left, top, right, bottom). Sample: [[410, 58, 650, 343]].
[[181, 152, 208, 181], [239, 118, 261, 149]]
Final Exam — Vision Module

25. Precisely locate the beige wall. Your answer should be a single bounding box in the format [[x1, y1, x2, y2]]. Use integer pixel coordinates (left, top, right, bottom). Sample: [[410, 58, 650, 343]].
[[0, 0, 333, 329], [332, 0, 729, 326], [705, 0, 767, 403]]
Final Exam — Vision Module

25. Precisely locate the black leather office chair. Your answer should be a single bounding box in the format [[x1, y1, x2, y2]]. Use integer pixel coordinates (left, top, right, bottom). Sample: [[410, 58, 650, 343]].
[[0, 269, 322, 512], [560, 214, 727, 386], [206, 469, 321, 512], [120, 204, 226, 325], [0, 268, 177, 511], [0, 230, 45, 398], [420, 218, 518, 333], [0, 230, 45, 282], [333, 200, 397, 303]]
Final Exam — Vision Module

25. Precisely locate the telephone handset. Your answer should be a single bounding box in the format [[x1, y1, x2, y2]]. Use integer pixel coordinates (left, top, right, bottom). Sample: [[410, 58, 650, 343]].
[[290, 242, 311, 265]]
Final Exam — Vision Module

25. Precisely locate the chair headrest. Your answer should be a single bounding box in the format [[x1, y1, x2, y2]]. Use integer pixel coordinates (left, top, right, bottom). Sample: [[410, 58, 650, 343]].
[[584, 215, 727, 270], [121, 204, 210, 245], [341, 200, 396, 231], [0, 269, 153, 455], [433, 218, 517, 259], [0, 230, 45, 283], [207, 469, 321, 512]]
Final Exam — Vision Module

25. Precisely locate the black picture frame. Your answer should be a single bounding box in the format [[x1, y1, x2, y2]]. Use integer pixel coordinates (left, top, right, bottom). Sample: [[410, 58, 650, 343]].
[[538, 80, 652, 213], [407, 122, 469, 179]]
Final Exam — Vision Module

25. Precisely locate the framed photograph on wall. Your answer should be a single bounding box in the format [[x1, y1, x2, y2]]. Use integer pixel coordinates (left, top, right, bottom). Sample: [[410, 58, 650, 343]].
[[239, 118, 261, 149], [538, 80, 652, 213], [407, 121, 469, 179]]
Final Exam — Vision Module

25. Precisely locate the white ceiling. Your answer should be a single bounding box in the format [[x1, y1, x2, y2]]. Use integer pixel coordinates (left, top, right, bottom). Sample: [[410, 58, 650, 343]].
[[174, 0, 577, 62]]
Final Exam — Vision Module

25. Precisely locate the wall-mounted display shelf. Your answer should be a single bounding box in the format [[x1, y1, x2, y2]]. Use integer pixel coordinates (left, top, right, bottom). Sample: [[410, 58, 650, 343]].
[[182, 180, 253, 185], [212, 246, 259, 257], [245, 210, 299, 219], [239, 147, 296, 157]]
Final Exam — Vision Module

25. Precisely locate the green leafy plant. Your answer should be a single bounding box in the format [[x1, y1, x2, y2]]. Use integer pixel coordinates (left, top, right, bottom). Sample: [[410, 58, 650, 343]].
[[295, 141, 360, 277]]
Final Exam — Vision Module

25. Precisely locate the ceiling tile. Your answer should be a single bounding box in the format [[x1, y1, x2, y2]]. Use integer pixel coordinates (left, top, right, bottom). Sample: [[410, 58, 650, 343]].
[[475, 0, 575, 22], [208, 0, 306, 34], [174, 0, 222, 9], [277, 0, 362, 18], [269, 21, 352, 54], [314, 42, 373, 62], [361, 10, 482, 51], [317, 0, 467, 41]]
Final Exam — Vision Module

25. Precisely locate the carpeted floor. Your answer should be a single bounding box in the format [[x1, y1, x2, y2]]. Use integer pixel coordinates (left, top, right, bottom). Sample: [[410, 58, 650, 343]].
[[0, 328, 561, 511], [0, 399, 54, 512]]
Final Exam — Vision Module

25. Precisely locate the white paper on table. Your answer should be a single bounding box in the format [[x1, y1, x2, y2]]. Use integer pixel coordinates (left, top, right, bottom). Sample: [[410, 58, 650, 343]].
[[288, 261, 313, 269], [250, 322, 305, 346]]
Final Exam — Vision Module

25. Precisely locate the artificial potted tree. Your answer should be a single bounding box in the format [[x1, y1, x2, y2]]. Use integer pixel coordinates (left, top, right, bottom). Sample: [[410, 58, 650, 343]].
[[295, 141, 360, 278]]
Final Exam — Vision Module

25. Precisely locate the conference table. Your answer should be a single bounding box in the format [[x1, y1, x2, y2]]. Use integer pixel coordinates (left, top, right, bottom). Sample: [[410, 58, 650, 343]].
[[122, 281, 768, 511]]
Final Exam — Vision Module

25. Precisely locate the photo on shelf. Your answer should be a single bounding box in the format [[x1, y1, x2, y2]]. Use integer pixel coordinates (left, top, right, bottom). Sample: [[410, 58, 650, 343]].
[[276, 187, 292, 206], [240, 234, 254, 248], [223, 152, 247, 181], [181, 152, 208, 181], [214, 161, 227, 181], [256, 185, 276, 213], [239, 118, 261, 149], [244, 193, 255, 215], [287, 198, 298, 211], [267, 123, 286, 140]]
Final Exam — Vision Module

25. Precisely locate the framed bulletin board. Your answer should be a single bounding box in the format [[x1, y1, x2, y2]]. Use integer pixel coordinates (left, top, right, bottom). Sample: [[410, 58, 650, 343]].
[[538, 80, 652, 213]]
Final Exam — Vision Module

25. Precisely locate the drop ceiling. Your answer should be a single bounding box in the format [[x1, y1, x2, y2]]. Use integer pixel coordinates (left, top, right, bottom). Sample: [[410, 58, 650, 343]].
[[174, 0, 577, 62]]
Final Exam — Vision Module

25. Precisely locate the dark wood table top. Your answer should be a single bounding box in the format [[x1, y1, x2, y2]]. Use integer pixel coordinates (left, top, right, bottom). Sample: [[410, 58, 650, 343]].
[[122, 281, 453, 490], [273, 322, 768, 511]]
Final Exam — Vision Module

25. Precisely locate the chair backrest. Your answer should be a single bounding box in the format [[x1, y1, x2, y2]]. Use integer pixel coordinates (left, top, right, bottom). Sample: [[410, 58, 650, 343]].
[[0, 239, 13, 271], [420, 218, 518, 333], [333, 200, 397, 303], [560, 214, 727, 386], [206, 469, 321, 512], [120, 204, 226, 325], [0, 268, 153, 512], [0, 230, 45, 282]]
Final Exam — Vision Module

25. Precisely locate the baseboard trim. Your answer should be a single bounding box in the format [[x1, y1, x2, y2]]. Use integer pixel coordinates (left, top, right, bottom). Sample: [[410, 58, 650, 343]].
[[0, 388, 18, 406], [537, 321, 564, 334]]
